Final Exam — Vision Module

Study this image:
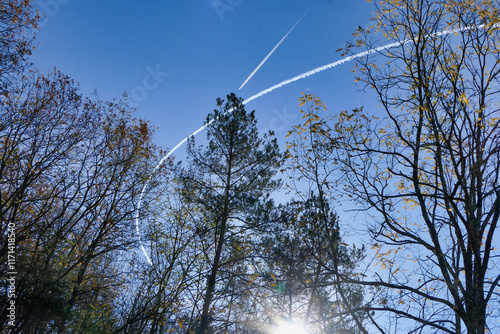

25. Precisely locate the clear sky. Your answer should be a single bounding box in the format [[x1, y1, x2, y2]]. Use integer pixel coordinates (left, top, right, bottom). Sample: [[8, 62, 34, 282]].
[[27, 0, 386, 265], [31, 0, 376, 157]]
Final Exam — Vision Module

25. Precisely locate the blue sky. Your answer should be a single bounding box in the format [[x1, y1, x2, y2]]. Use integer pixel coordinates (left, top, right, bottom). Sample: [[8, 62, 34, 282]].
[[31, 0, 376, 157]]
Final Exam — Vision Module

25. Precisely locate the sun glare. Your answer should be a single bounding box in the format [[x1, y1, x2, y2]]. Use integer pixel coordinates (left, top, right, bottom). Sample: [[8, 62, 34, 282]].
[[274, 321, 309, 334]]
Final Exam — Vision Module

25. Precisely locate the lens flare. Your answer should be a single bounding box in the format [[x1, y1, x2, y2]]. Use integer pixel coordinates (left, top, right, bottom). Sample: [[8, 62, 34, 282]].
[[274, 321, 309, 334]]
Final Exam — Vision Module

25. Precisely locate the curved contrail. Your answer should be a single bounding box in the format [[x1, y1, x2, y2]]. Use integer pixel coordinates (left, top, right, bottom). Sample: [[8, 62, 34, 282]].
[[135, 22, 499, 265], [239, 1, 317, 91]]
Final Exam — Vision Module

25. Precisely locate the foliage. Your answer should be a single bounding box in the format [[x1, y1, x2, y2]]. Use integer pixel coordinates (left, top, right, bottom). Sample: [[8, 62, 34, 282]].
[[0, 0, 38, 90], [5, 1, 499, 333], [329, 1, 500, 333], [177, 93, 283, 333], [0, 67, 164, 332], [276, 93, 367, 333]]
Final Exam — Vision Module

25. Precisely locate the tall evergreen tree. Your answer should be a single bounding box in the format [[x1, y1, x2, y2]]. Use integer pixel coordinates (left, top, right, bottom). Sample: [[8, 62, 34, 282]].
[[178, 93, 282, 333]]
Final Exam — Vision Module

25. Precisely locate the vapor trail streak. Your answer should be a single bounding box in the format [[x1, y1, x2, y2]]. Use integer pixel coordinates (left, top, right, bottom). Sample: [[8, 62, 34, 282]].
[[239, 2, 316, 91], [135, 22, 499, 265], [134, 122, 214, 265], [243, 23, 499, 104]]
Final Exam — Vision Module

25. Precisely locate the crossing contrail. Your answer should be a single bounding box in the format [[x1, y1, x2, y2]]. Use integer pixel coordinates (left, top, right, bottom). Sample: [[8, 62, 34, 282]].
[[239, 1, 317, 91], [135, 22, 499, 265]]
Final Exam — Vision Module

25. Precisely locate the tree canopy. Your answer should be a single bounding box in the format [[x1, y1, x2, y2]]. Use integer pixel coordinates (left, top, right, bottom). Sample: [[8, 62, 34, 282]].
[[2, 0, 499, 333]]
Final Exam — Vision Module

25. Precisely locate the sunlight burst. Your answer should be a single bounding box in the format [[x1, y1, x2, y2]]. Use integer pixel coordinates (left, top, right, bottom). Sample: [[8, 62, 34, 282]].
[[274, 321, 309, 334]]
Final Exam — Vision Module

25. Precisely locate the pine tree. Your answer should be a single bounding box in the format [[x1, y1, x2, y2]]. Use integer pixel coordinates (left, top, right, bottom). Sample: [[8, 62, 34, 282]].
[[178, 93, 282, 333]]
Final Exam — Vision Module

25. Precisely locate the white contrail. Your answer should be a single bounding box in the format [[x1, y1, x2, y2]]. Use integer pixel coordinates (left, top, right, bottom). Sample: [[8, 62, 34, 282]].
[[134, 121, 215, 265], [242, 22, 500, 104], [239, 2, 317, 91], [135, 22, 499, 265]]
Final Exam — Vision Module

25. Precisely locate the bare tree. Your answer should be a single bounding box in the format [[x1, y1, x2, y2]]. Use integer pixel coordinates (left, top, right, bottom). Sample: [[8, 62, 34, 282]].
[[328, 0, 500, 333], [0, 68, 164, 332], [0, 0, 38, 90], [278, 94, 367, 333]]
